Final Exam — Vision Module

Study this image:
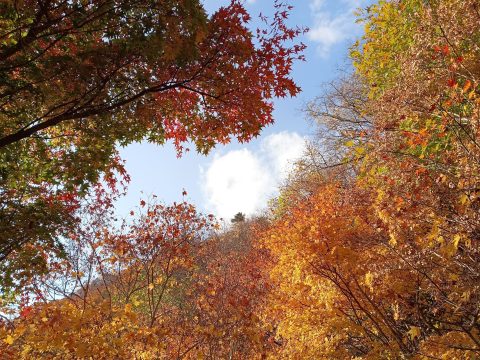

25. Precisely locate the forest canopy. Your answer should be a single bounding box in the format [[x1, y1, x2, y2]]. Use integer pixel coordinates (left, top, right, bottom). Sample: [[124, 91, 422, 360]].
[[1, 0, 480, 359]]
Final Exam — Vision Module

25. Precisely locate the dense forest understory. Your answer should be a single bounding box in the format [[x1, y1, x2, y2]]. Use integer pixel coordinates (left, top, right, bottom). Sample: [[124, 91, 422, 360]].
[[1, 0, 480, 358]]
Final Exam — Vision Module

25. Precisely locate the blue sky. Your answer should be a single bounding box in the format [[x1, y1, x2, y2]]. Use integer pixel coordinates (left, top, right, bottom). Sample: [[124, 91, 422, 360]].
[[115, 0, 367, 221]]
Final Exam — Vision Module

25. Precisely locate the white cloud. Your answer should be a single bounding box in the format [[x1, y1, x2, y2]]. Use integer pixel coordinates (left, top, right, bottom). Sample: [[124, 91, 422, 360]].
[[261, 132, 306, 177], [202, 149, 271, 220], [308, 0, 366, 57], [202, 132, 306, 220]]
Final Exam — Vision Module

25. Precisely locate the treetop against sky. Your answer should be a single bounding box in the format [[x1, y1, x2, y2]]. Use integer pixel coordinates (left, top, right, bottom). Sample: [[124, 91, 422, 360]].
[[118, 0, 370, 220]]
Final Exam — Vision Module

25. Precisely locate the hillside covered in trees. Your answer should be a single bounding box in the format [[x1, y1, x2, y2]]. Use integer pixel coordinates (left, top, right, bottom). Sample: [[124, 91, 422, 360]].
[[1, 0, 480, 358]]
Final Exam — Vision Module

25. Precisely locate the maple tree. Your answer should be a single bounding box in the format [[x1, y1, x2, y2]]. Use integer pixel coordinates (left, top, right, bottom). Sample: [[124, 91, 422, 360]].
[[1, 0, 304, 150]]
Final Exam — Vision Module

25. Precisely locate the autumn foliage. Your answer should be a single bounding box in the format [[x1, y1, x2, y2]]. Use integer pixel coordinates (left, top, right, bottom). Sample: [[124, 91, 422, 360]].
[[2, 0, 480, 359]]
